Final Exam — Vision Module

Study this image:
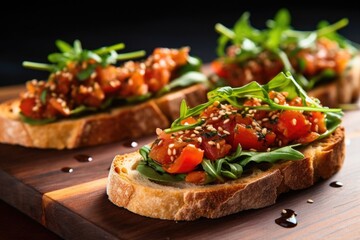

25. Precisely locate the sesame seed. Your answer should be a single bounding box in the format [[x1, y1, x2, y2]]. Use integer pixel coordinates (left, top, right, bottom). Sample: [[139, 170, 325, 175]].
[[188, 144, 195, 148], [307, 199, 314, 204], [218, 126, 223, 132], [190, 134, 196, 137], [212, 117, 219, 121], [271, 114, 278, 120], [262, 118, 269, 122], [158, 140, 163, 146], [178, 131, 184, 134], [226, 111, 232, 115], [292, 118, 297, 126], [255, 126, 261, 132], [223, 130, 230, 135], [267, 148, 271, 152], [219, 111, 226, 116], [177, 138, 183, 143], [168, 143, 175, 148], [216, 143, 220, 149], [274, 97, 280, 104], [170, 156, 174, 161], [173, 149, 176, 155], [282, 209, 287, 214], [262, 128, 267, 135], [167, 148, 172, 156], [305, 120, 310, 125], [314, 118, 318, 123], [249, 148, 257, 152], [208, 141, 215, 145], [194, 130, 200, 134], [210, 113, 214, 118], [185, 130, 190, 134], [315, 124, 319, 132], [195, 126, 202, 130], [223, 119, 230, 124], [197, 137, 202, 143], [252, 121, 257, 127]]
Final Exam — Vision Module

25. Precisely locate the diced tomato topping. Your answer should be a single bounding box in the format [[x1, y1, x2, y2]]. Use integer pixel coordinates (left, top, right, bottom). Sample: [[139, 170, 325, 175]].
[[276, 110, 311, 142], [181, 117, 197, 125], [20, 97, 37, 118], [233, 124, 275, 151], [185, 171, 207, 184], [166, 144, 204, 174], [201, 137, 232, 160]]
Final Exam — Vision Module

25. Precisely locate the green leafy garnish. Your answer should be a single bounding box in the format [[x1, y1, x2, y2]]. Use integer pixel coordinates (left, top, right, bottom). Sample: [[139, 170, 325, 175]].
[[214, 9, 358, 90], [136, 72, 343, 184], [22, 39, 146, 73]]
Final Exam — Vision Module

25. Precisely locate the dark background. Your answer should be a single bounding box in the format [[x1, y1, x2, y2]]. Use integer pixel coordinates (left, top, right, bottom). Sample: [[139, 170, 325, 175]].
[[1, 1, 359, 87]]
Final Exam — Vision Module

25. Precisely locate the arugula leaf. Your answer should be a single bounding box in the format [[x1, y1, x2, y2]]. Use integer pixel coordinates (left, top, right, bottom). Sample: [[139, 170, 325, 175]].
[[239, 145, 304, 166], [20, 113, 57, 125]]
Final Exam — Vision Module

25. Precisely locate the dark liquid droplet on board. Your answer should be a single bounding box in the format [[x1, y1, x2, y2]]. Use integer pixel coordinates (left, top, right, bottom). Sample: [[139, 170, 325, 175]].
[[61, 167, 74, 173], [275, 209, 298, 228], [123, 141, 138, 148], [74, 154, 93, 162], [330, 181, 343, 188]]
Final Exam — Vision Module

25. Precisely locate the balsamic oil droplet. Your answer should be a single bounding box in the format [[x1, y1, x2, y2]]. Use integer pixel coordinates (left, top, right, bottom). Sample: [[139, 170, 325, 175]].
[[330, 181, 343, 188], [123, 140, 138, 148], [74, 154, 93, 162], [61, 167, 74, 173], [275, 209, 298, 228]]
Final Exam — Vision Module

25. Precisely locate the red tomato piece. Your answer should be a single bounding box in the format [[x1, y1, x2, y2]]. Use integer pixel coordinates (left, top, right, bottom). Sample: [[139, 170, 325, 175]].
[[277, 110, 311, 142], [166, 144, 204, 174]]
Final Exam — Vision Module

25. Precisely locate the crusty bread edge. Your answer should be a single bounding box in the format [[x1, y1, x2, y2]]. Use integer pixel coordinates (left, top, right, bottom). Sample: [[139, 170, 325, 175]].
[[107, 126, 345, 221], [0, 84, 207, 149]]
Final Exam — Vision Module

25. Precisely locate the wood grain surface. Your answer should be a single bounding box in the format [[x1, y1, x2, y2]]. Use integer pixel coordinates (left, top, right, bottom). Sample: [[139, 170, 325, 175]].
[[1, 86, 360, 240]]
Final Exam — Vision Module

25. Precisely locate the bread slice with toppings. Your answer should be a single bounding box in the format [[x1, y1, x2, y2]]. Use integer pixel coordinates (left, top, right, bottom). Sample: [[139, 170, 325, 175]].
[[106, 126, 344, 220], [0, 83, 207, 149]]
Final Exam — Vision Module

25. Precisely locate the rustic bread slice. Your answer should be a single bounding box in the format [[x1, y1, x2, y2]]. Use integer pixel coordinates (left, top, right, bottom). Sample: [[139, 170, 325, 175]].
[[0, 84, 207, 149], [107, 126, 345, 221], [308, 55, 360, 108]]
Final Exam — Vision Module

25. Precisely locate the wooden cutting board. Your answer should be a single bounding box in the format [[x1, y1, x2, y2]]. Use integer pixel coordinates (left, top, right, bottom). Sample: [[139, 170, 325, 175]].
[[1, 87, 360, 240]]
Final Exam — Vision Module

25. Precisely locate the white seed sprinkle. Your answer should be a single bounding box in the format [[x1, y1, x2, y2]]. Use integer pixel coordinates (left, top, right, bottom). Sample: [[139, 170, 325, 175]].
[[223, 119, 230, 124], [210, 113, 214, 118], [307, 199, 314, 204], [195, 126, 202, 130], [197, 137, 202, 143], [188, 144, 195, 147], [267, 148, 271, 152], [314, 118, 319, 123], [177, 138, 183, 143], [252, 121, 257, 127], [255, 127, 261, 132], [190, 134, 196, 138], [208, 141, 215, 146], [216, 143, 220, 149], [173, 149, 176, 156], [170, 156, 174, 161], [194, 130, 200, 134], [315, 124, 319, 132], [292, 118, 297, 126], [274, 97, 280, 104], [262, 118, 269, 122], [271, 114, 278, 120], [168, 143, 175, 148], [218, 126, 223, 132], [178, 131, 184, 134], [223, 130, 230, 135], [249, 148, 257, 152], [282, 209, 287, 214], [212, 117, 219, 121], [167, 148, 172, 156], [262, 128, 267, 135]]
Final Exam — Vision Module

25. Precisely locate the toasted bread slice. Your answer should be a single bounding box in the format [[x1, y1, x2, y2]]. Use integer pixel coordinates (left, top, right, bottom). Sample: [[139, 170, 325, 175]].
[[308, 55, 360, 108], [107, 126, 345, 220], [0, 84, 207, 149]]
